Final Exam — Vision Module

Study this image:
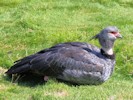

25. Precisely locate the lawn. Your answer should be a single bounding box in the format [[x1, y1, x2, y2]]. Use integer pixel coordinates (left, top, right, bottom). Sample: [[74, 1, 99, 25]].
[[0, 0, 133, 99]]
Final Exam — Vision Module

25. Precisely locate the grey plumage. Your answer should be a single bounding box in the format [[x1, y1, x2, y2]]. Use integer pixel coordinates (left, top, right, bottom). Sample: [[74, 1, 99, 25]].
[[6, 26, 122, 85]]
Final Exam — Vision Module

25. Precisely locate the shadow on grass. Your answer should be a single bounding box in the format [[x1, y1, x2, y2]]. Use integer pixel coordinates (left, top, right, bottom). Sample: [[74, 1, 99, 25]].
[[3, 73, 47, 87], [3, 73, 80, 87]]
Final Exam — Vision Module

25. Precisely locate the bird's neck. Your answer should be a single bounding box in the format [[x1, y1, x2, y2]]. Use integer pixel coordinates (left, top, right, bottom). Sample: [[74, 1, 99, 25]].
[[101, 47, 113, 55], [100, 48, 115, 60]]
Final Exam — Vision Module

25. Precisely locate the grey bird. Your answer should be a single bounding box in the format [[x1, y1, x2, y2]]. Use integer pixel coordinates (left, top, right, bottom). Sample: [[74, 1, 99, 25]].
[[5, 26, 122, 85]]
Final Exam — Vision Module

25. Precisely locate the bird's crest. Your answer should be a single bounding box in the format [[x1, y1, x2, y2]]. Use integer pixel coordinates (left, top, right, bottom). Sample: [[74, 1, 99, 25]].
[[90, 34, 99, 40]]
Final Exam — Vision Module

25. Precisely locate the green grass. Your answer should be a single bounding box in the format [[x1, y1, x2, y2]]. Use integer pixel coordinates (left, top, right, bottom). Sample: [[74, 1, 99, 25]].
[[0, 0, 133, 99]]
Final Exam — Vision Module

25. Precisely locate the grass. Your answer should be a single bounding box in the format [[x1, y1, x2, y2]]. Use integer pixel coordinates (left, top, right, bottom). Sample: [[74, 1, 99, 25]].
[[0, 0, 133, 99]]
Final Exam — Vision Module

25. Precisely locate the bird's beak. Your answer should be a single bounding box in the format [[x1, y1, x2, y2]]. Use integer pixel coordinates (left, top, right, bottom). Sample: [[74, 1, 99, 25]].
[[115, 32, 122, 38]]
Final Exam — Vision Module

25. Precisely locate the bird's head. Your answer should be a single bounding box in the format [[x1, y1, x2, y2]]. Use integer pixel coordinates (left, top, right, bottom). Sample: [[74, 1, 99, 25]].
[[100, 26, 122, 40], [92, 26, 122, 40], [91, 26, 122, 55]]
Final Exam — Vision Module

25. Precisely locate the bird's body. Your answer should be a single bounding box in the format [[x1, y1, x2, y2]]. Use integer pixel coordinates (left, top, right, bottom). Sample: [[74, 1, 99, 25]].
[[6, 26, 122, 85]]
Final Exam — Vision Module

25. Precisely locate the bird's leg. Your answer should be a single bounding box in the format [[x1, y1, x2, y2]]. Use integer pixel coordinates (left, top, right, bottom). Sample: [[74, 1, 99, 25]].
[[14, 74, 21, 83], [11, 74, 17, 83], [44, 76, 49, 82], [11, 74, 21, 83]]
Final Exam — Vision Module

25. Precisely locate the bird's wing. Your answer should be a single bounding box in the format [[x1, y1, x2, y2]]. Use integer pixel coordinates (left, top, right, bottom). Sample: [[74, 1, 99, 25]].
[[6, 42, 103, 75], [30, 43, 103, 76]]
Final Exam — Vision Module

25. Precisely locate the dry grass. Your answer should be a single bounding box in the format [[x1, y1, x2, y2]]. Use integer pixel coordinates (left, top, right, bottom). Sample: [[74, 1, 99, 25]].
[[0, 67, 7, 74]]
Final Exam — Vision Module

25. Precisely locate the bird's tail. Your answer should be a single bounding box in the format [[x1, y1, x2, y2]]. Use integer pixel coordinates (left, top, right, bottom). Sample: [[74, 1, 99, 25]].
[[5, 54, 38, 75], [5, 59, 32, 83], [5, 63, 31, 75]]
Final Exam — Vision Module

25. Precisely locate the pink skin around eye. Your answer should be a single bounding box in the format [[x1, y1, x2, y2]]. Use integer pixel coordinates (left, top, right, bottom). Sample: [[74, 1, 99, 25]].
[[112, 32, 122, 38], [111, 32, 120, 37]]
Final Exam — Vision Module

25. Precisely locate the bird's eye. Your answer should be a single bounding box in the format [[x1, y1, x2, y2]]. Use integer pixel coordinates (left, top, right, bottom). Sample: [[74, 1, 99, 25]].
[[110, 32, 116, 34]]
